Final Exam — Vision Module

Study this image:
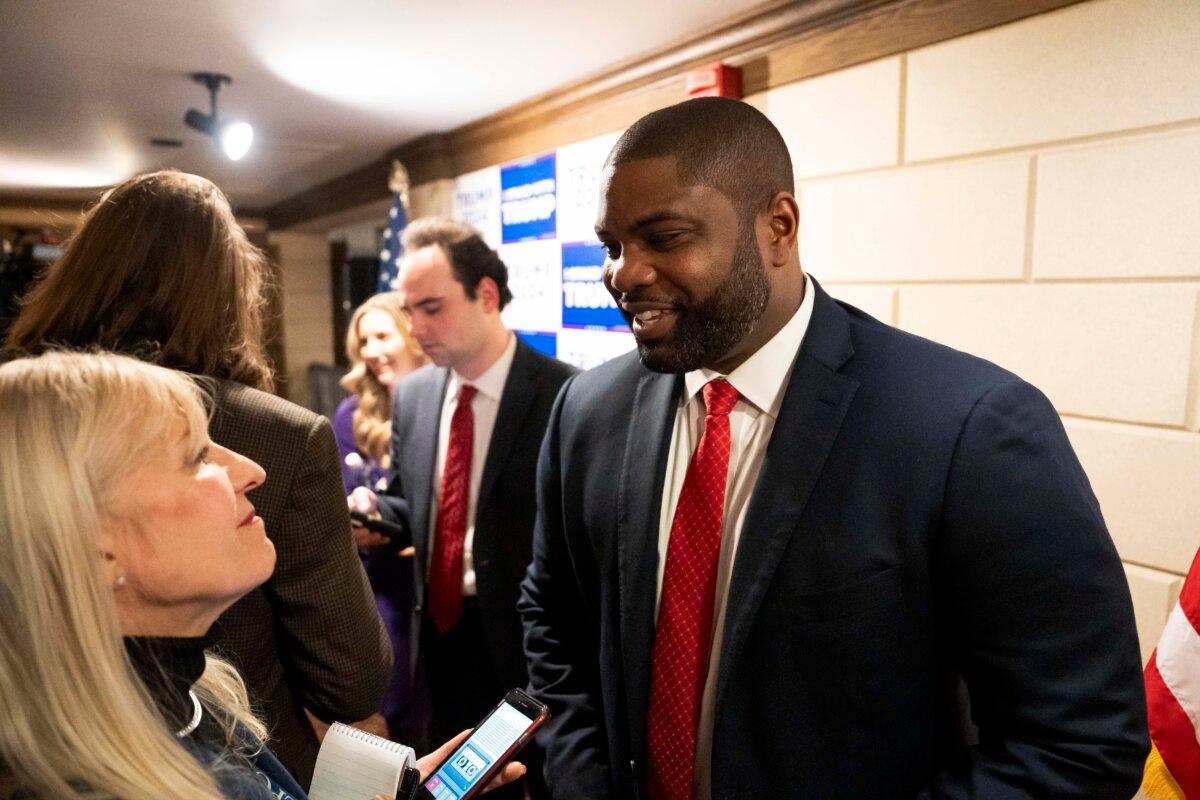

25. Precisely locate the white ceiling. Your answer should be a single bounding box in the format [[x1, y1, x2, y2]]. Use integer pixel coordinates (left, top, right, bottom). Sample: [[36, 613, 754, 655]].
[[0, 0, 766, 209]]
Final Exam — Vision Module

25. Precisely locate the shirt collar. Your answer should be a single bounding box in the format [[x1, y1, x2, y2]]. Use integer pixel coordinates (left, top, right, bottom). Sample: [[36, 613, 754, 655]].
[[683, 273, 815, 419], [449, 332, 517, 402]]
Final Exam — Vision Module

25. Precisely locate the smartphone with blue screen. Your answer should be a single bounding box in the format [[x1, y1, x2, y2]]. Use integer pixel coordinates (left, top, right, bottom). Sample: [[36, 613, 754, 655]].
[[418, 688, 548, 800]]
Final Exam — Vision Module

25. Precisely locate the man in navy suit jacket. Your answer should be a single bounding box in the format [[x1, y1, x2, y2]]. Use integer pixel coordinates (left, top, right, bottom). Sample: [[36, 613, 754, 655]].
[[349, 219, 576, 799], [518, 98, 1148, 799]]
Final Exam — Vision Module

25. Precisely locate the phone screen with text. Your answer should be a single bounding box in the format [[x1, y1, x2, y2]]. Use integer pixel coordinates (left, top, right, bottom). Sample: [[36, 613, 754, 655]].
[[422, 701, 536, 800]]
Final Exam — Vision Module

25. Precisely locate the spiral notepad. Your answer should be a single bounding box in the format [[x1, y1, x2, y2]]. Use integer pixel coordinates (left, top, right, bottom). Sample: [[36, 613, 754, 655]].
[[307, 722, 417, 800]]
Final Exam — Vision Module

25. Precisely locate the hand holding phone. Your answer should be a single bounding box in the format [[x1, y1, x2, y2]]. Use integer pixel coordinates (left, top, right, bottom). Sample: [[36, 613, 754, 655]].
[[416, 689, 548, 800], [349, 510, 407, 539]]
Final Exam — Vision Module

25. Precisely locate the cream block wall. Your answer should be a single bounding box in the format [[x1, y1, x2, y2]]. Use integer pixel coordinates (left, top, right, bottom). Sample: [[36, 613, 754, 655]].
[[747, 0, 1200, 655], [1125, 564, 1183, 665], [270, 230, 334, 409], [1034, 131, 1200, 279], [800, 157, 1030, 282], [410, 178, 455, 219], [1066, 419, 1200, 575], [750, 57, 901, 180], [905, 0, 1200, 161], [896, 283, 1198, 427]]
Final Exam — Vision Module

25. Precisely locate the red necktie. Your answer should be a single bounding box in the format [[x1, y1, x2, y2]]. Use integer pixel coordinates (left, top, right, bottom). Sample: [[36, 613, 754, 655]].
[[646, 378, 739, 800], [429, 383, 477, 634]]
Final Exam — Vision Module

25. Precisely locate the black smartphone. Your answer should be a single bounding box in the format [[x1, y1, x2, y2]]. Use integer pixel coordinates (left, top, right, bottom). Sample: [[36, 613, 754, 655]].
[[349, 510, 408, 541], [418, 689, 549, 800]]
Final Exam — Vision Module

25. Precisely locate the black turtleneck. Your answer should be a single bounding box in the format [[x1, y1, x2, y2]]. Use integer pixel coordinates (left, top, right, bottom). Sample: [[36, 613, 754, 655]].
[[123, 634, 210, 735], [121, 633, 293, 800]]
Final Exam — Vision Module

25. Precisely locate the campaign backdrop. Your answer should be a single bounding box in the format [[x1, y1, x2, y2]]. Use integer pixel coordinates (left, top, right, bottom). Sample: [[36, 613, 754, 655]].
[[453, 131, 635, 370]]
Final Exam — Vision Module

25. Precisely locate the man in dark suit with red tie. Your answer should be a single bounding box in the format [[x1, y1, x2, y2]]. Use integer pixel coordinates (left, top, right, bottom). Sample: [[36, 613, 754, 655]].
[[350, 218, 576, 799], [518, 98, 1148, 799]]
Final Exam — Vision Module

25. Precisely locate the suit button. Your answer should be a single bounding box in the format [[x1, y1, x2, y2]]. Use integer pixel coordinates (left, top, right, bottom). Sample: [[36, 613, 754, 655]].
[[414, 603, 423, 613], [630, 759, 636, 772]]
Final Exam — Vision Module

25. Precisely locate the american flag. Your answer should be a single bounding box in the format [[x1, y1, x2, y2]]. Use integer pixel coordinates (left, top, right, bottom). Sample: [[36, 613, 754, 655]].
[[1142, 544, 1200, 799], [377, 189, 409, 293]]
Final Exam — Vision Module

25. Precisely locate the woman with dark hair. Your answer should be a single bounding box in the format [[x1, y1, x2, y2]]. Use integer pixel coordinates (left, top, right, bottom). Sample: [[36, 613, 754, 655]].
[[8, 170, 273, 390], [5, 170, 392, 788]]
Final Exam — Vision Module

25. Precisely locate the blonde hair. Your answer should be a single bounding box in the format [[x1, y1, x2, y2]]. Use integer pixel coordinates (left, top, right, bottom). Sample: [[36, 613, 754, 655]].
[[0, 351, 266, 800], [4, 170, 274, 391], [339, 292, 425, 464]]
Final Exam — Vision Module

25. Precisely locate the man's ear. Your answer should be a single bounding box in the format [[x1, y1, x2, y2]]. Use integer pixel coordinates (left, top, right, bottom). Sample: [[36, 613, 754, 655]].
[[763, 191, 800, 268], [475, 277, 501, 313]]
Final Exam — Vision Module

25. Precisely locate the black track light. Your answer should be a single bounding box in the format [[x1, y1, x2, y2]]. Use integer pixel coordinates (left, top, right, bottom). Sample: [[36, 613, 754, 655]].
[[184, 72, 253, 161]]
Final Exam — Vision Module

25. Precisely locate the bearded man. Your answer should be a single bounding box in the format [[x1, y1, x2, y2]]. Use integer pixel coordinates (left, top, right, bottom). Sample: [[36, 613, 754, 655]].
[[518, 97, 1148, 800]]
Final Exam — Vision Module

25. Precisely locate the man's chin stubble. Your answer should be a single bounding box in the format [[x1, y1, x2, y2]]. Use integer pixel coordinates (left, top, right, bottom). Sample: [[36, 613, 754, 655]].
[[636, 329, 707, 374]]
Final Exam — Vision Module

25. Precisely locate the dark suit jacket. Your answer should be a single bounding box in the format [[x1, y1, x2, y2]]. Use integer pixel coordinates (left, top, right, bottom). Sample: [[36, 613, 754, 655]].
[[208, 380, 392, 787], [519, 279, 1149, 799], [377, 339, 577, 689]]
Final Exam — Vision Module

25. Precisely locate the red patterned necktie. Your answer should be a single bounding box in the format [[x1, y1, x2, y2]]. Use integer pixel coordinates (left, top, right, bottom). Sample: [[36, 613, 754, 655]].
[[429, 383, 477, 634], [646, 378, 740, 800]]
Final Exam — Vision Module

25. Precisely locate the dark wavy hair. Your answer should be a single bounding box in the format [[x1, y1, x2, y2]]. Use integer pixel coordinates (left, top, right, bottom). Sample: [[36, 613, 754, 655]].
[[401, 217, 513, 309]]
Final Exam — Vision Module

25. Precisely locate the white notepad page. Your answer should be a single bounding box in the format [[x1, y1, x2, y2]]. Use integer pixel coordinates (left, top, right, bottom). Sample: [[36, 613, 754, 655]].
[[307, 722, 417, 800]]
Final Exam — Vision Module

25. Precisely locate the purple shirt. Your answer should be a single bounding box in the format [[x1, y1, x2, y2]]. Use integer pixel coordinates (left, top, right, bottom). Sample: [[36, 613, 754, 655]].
[[331, 394, 426, 731], [332, 395, 389, 494]]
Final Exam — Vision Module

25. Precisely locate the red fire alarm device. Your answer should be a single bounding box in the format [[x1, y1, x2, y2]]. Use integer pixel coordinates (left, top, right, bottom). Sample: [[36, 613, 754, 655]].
[[685, 62, 743, 99]]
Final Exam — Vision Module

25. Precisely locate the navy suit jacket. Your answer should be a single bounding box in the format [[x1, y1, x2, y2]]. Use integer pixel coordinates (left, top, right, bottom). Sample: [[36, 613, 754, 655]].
[[519, 278, 1148, 799], [377, 339, 577, 689]]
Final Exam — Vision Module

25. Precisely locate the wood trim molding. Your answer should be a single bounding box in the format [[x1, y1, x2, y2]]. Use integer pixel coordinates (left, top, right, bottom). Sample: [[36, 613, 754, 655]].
[[265, 0, 1085, 230], [0, 192, 92, 211], [0, 192, 92, 230], [252, 158, 392, 231], [440, 0, 869, 154]]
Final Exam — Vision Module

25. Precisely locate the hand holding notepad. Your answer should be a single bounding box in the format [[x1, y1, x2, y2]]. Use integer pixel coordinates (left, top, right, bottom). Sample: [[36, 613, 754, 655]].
[[307, 722, 417, 800]]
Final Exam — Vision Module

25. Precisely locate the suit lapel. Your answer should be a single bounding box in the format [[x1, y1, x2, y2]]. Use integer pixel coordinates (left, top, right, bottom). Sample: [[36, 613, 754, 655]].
[[713, 279, 859, 719], [409, 368, 450, 575], [617, 368, 681, 761], [476, 340, 538, 516]]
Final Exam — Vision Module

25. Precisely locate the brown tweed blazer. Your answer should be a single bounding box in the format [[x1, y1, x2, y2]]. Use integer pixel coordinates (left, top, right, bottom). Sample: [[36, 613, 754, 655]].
[[206, 380, 392, 788]]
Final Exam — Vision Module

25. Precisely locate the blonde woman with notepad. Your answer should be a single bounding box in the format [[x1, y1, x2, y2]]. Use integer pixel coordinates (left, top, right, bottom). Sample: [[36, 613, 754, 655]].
[[0, 352, 523, 800]]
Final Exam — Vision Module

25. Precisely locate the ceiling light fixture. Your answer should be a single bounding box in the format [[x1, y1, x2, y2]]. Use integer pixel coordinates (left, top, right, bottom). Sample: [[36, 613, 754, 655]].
[[184, 72, 253, 161]]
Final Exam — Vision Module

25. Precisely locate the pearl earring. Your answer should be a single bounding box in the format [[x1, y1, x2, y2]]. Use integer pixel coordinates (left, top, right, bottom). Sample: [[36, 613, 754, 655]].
[[114, 574, 126, 589]]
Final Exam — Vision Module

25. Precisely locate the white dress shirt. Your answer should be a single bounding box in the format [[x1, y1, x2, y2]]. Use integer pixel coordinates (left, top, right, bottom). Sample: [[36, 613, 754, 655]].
[[655, 276, 814, 799], [430, 332, 517, 596]]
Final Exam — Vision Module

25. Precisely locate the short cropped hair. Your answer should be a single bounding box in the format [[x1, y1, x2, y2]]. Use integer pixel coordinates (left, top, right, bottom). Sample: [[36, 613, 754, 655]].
[[606, 97, 794, 220], [401, 217, 513, 309]]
